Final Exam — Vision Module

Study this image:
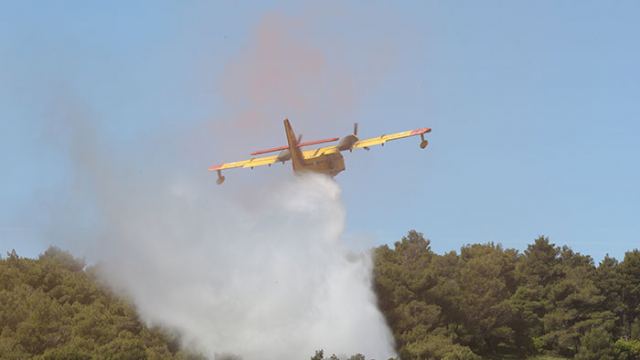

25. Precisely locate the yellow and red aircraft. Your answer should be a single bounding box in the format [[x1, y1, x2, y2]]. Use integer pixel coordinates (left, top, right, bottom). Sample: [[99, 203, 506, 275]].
[[209, 119, 431, 184]]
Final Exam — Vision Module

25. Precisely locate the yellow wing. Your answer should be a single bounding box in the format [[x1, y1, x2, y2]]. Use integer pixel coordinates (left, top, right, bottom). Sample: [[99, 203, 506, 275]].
[[208, 154, 280, 171], [353, 127, 431, 149], [302, 145, 340, 159]]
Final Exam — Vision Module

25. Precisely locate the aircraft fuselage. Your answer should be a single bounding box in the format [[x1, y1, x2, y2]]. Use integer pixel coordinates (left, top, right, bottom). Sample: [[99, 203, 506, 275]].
[[299, 152, 345, 177]]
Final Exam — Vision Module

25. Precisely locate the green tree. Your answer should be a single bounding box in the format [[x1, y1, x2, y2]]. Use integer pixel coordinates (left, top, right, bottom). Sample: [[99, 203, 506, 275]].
[[373, 231, 440, 352], [540, 247, 615, 356], [98, 331, 147, 360], [595, 255, 626, 337], [575, 327, 615, 360], [621, 250, 640, 338], [0, 247, 203, 359], [454, 243, 518, 354], [615, 338, 640, 360]]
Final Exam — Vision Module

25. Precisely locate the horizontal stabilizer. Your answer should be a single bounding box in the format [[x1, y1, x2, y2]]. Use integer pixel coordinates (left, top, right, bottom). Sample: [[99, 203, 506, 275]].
[[250, 137, 339, 156]]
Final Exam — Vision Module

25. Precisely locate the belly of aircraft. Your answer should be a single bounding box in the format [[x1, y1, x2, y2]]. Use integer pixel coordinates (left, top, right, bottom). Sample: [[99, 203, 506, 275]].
[[300, 153, 346, 177]]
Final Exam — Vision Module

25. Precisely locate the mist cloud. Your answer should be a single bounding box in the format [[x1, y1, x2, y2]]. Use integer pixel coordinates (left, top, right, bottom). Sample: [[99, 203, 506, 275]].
[[44, 106, 396, 358], [92, 172, 395, 359]]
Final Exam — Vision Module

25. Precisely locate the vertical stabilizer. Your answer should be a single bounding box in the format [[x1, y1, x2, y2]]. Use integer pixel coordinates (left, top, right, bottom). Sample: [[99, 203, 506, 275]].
[[283, 118, 306, 172]]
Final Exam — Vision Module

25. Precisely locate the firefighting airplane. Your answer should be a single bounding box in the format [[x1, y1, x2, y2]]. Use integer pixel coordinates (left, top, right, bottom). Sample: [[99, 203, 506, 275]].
[[209, 119, 431, 184]]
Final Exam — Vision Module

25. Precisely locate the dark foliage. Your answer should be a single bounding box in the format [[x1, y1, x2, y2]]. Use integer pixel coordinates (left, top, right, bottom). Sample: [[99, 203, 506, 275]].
[[3, 233, 640, 360], [0, 247, 205, 360], [373, 231, 640, 360]]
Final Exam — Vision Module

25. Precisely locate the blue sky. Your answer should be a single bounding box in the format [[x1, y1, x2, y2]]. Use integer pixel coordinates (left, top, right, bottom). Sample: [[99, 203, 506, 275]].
[[1, 1, 639, 261]]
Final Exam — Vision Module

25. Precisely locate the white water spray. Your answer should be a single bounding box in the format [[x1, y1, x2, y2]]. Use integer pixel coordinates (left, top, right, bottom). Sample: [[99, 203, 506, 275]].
[[85, 172, 395, 359]]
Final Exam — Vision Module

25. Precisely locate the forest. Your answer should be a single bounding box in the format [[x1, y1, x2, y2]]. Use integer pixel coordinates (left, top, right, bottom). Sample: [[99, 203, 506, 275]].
[[0, 247, 206, 360], [1, 232, 639, 360], [373, 231, 640, 360]]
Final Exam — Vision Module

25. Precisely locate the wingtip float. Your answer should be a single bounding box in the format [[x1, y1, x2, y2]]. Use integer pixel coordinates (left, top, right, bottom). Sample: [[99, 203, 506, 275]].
[[209, 118, 431, 185]]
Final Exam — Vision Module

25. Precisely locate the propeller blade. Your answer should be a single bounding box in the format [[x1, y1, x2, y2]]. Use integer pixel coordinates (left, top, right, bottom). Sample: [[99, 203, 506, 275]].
[[297, 134, 303, 144], [353, 123, 358, 136]]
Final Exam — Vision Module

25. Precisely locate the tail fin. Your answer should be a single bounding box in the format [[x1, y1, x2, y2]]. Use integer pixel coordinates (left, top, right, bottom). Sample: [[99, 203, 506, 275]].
[[283, 118, 306, 171]]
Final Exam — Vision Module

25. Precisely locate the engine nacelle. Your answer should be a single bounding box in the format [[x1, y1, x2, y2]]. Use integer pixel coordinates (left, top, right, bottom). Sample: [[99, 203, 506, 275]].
[[337, 134, 359, 151], [277, 149, 291, 162]]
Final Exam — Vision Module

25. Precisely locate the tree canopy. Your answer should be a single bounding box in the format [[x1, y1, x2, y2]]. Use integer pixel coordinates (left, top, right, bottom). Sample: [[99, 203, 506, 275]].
[[2, 232, 639, 360], [373, 231, 640, 360], [0, 247, 205, 360]]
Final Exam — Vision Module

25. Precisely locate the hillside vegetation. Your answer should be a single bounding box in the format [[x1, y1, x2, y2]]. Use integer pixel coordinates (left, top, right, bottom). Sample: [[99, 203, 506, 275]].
[[373, 231, 640, 359], [0, 247, 205, 360], [1, 233, 640, 360]]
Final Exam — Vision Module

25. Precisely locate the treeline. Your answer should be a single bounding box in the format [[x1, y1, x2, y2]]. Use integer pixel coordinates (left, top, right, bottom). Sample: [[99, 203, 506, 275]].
[[373, 231, 640, 360], [0, 247, 205, 360], [3, 234, 640, 360]]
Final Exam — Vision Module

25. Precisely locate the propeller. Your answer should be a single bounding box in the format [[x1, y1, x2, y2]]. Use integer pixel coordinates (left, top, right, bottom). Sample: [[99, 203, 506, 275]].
[[297, 134, 303, 144], [337, 122, 361, 151], [345, 123, 360, 152]]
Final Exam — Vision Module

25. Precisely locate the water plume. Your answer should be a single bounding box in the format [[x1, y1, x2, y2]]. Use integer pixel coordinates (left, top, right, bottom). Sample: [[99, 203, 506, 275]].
[[43, 102, 396, 358], [87, 171, 395, 359]]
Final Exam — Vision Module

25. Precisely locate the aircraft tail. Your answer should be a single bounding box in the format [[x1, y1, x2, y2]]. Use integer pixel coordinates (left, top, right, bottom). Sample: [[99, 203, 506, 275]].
[[283, 118, 306, 172]]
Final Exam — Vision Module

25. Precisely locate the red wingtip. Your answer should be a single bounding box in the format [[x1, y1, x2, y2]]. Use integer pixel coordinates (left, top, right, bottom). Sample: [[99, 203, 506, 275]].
[[208, 164, 223, 171], [410, 127, 431, 135]]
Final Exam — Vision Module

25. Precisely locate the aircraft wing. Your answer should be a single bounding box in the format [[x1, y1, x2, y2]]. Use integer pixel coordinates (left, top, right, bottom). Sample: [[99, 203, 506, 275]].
[[353, 128, 431, 149], [208, 154, 281, 171], [302, 145, 340, 159]]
